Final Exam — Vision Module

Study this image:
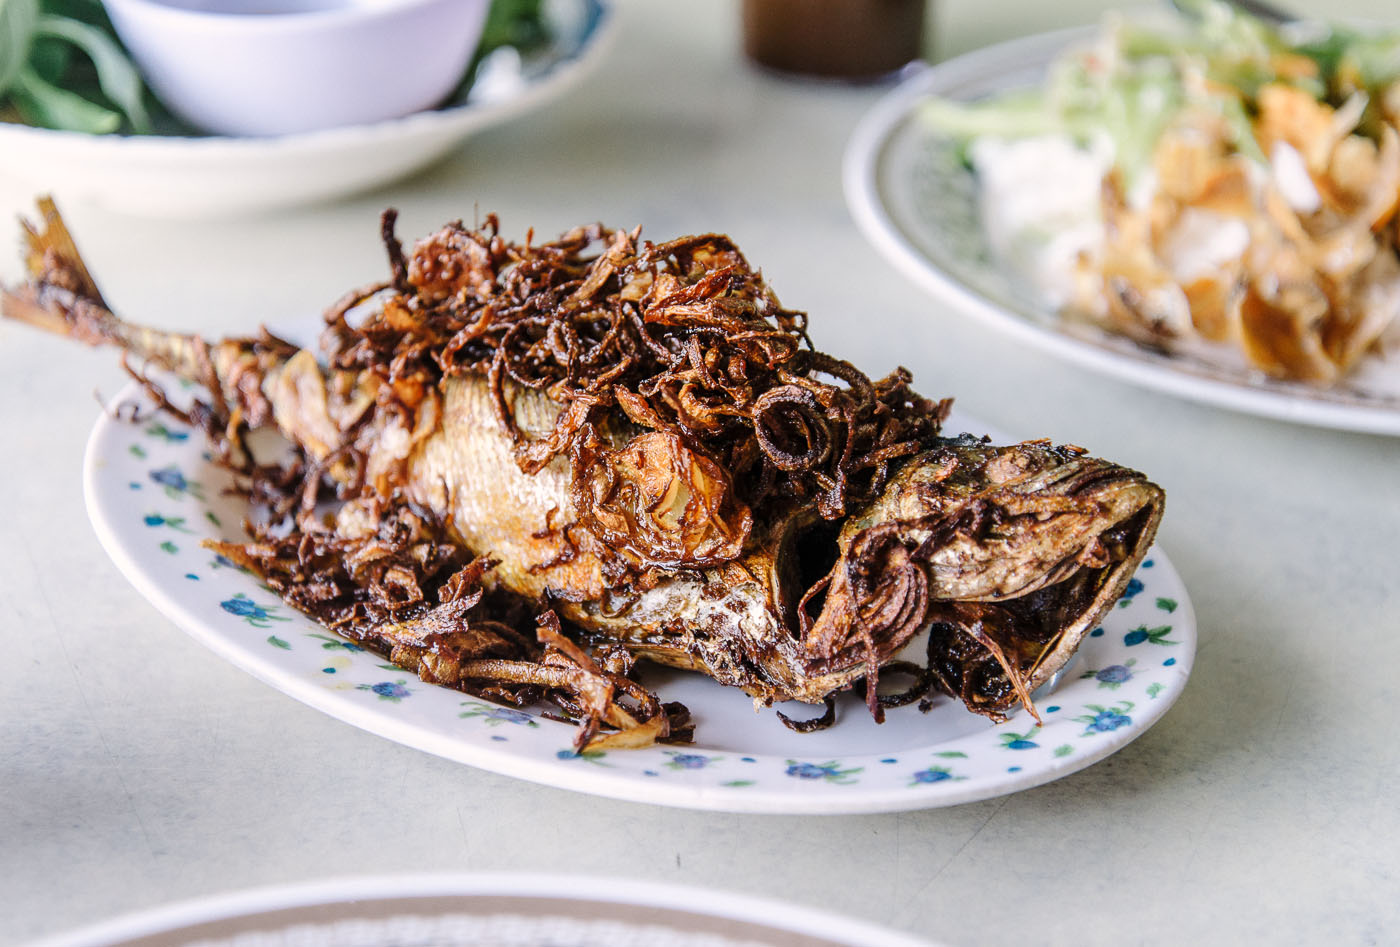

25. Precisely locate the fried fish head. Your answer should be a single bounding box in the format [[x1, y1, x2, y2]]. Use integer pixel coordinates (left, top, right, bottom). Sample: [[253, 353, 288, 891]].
[[796, 437, 1165, 720]]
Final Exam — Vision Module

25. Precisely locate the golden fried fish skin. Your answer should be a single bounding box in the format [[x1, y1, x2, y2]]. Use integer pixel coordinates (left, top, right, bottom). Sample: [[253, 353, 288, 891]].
[[2, 199, 1163, 736]]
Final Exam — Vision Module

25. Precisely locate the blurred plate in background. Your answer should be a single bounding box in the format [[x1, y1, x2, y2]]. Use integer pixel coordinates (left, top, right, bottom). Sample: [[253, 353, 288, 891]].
[[32, 874, 941, 947], [0, 0, 612, 218], [844, 28, 1400, 436]]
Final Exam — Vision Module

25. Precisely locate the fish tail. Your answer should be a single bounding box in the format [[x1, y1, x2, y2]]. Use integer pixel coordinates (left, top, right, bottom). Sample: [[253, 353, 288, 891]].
[[2, 197, 207, 380], [17, 196, 104, 305]]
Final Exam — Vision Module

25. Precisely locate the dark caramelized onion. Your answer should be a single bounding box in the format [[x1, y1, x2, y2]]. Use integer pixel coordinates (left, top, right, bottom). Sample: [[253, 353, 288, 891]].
[[324, 214, 947, 541]]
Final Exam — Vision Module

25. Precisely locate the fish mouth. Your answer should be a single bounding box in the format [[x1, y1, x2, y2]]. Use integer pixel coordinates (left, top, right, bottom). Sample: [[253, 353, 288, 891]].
[[783, 439, 1165, 721], [920, 499, 1160, 720]]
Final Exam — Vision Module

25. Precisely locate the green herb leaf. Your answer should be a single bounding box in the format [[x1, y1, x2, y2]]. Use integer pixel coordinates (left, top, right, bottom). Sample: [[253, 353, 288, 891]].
[[28, 35, 73, 83], [11, 64, 120, 132], [478, 0, 546, 54], [41, 0, 112, 26], [0, 0, 40, 97], [36, 13, 149, 132]]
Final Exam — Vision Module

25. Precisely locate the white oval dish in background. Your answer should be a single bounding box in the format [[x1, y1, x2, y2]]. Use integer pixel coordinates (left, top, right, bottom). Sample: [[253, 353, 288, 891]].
[[28, 874, 943, 947], [0, 0, 612, 217], [843, 27, 1400, 436]]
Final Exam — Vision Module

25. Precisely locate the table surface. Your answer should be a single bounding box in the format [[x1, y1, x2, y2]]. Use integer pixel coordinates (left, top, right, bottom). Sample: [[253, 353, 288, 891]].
[[3, 2, 1397, 945]]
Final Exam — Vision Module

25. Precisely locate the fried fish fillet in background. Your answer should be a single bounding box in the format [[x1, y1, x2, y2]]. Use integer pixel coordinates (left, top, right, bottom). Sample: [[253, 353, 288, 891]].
[[2, 199, 1163, 749]]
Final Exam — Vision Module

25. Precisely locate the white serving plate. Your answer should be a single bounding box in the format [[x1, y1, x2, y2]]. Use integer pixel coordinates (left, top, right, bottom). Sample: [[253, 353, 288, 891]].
[[83, 382, 1195, 814], [844, 27, 1400, 436], [32, 873, 941, 947]]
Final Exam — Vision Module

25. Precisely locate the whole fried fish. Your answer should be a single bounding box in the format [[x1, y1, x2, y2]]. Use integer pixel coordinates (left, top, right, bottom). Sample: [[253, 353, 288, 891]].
[[2, 200, 1164, 747]]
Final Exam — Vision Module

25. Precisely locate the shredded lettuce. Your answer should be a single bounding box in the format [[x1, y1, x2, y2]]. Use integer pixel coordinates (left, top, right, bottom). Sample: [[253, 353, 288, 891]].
[[921, 0, 1400, 184]]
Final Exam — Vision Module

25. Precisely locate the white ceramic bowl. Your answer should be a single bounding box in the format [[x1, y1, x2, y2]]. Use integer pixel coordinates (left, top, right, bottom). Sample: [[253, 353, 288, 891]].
[[100, 0, 491, 137]]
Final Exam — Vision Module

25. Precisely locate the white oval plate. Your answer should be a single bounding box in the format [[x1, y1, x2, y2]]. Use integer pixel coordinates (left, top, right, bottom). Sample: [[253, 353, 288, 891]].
[[84, 385, 1195, 813], [0, 0, 613, 218], [31, 873, 939, 947], [843, 28, 1400, 436]]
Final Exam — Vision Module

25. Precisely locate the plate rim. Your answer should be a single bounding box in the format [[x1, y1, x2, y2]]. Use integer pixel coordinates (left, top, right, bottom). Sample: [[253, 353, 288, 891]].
[[841, 27, 1400, 437], [27, 872, 941, 947], [81, 382, 1196, 815]]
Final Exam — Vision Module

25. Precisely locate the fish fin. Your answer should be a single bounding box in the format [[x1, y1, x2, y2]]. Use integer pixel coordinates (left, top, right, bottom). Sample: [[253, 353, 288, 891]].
[[972, 630, 1043, 726], [19, 196, 107, 306], [0, 280, 75, 338], [5, 198, 199, 367]]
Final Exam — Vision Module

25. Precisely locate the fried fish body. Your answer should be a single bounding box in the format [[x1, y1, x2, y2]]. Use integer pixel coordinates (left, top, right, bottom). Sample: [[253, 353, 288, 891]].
[[407, 374, 1162, 717], [3, 200, 1163, 744]]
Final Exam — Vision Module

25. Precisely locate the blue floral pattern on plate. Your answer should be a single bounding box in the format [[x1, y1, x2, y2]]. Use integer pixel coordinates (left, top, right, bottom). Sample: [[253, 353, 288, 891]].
[[83, 383, 1197, 814]]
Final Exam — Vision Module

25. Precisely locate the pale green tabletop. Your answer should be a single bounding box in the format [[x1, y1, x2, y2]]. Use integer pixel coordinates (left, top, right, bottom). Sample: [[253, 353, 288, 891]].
[[1, 2, 1396, 945]]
